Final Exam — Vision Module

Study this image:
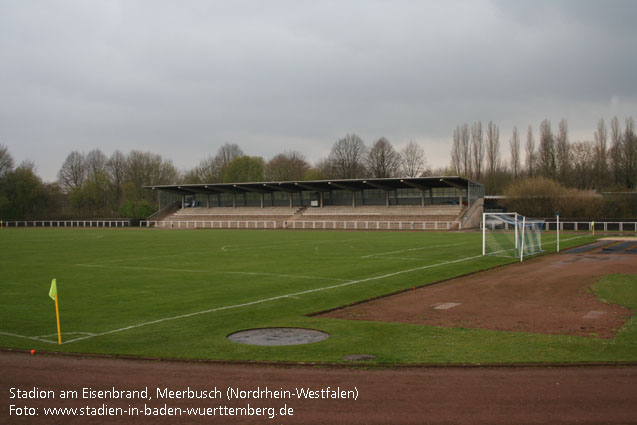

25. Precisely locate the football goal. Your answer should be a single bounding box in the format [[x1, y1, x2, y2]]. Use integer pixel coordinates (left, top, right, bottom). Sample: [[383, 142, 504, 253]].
[[482, 212, 543, 261]]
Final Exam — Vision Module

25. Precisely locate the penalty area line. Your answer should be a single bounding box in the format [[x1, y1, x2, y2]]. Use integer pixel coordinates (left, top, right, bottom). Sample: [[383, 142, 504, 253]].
[[61, 252, 484, 344]]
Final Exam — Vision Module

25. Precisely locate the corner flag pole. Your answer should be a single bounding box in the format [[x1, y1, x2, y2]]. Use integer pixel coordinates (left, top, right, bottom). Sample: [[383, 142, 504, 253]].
[[49, 279, 62, 344]]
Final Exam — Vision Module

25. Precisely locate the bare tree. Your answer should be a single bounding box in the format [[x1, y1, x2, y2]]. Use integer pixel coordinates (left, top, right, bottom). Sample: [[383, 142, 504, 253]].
[[525, 125, 536, 177], [610, 116, 622, 185], [471, 121, 484, 180], [460, 123, 471, 177], [216, 143, 243, 168], [509, 126, 521, 179], [593, 118, 608, 188], [58, 151, 86, 192], [188, 155, 223, 183], [366, 137, 401, 178], [400, 141, 427, 177], [265, 151, 310, 181], [106, 150, 127, 205], [214, 143, 244, 179], [485, 121, 500, 176], [185, 144, 244, 184], [311, 158, 333, 180], [537, 119, 556, 178], [622, 116, 636, 188], [451, 126, 461, 174], [571, 141, 596, 189], [327, 134, 367, 178], [85, 149, 108, 183], [0, 144, 14, 177], [126, 151, 178, 201], [555, 119, 570, 185]]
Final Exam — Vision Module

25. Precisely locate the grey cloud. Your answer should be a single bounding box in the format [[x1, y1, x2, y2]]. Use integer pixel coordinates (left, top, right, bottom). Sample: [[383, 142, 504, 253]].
[[1, 0, 635, 181]]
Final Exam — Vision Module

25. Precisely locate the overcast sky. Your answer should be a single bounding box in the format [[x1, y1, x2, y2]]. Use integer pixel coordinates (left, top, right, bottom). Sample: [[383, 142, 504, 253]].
[[1, 0, 636, 182]]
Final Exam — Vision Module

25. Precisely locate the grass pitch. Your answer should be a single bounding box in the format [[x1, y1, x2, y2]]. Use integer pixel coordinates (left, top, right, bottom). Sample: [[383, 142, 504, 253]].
[[1, 228, 634, 364]]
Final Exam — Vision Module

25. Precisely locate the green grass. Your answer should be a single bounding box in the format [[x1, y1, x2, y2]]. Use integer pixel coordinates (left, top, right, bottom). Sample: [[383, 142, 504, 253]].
[[0, 227, 634, 364]]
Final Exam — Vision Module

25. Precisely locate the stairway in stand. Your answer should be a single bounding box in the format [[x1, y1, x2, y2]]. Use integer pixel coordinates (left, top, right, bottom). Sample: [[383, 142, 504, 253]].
[[283, 206, 308, 228]]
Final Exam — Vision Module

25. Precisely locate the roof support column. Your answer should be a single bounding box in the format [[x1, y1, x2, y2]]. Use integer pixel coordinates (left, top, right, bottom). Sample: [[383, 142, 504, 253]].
[[289, 192, 293, 208], [232, 193, 236, 208], [260, 193, 264, 208], [181, 195, 185, 209], [352, 191, 355, 208], [206, 195, 210, 208], [459, 189, 463, 206], [320, 192, 323, 208], [386, 191, 390, 207]]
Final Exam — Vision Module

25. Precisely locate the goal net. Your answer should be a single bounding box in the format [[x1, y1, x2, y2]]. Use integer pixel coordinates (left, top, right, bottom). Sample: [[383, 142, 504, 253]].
[[482, 213, 543, 260]]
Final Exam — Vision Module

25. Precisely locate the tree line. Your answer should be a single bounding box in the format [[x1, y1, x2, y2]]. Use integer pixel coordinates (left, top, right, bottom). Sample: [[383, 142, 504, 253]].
[[1, 116, 634, 220], [450, 116, 636, 194], [0, 136, 429, 219]]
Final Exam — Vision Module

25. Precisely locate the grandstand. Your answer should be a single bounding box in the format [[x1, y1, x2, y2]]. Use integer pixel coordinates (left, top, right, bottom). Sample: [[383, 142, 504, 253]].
[[143, 177, 484, 230]]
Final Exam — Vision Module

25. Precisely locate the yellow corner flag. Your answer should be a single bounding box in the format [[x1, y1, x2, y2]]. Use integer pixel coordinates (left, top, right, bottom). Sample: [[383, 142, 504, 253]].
[[49, 279, 57, 301], [49, 279, 62, 344]]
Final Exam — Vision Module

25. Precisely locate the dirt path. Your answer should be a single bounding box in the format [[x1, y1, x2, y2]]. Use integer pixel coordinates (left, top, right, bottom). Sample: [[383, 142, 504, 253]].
[[324, 251, 637, 338], [2, 351, 636, 424]]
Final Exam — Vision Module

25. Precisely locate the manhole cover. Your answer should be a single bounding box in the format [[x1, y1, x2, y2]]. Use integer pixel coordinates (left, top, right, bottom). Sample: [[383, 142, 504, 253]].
[[227, 327, 330, 346]]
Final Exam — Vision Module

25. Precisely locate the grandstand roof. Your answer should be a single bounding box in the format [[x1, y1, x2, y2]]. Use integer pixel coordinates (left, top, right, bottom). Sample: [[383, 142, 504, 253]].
[[145, 176, 480, 196]]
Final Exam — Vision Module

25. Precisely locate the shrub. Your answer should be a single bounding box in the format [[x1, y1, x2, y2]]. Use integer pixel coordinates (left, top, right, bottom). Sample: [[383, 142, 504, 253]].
[[502, 177, 603, 218]]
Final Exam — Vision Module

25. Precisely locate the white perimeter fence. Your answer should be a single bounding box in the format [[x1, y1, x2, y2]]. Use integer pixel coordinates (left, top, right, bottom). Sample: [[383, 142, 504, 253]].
[[1, 220, 132, 228], [5, 219, 633, 232], [140, 220, 461, 230], [141, 220, 277, 229], [481, 220, 637, 232]]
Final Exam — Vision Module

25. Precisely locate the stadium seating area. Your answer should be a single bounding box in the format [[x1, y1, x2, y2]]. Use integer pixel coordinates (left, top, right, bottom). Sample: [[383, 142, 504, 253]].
[[153, 204, 465, 230]]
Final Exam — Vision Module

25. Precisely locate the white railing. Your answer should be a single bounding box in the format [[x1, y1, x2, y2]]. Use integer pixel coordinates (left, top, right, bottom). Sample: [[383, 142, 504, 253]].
[[1, 220, 131, 228], [141, 220, 460, 230], [543, 221, 637, 232], [141, 220, 278, 229], [286, 220, 460, 230], [481, 220, 637, 232]]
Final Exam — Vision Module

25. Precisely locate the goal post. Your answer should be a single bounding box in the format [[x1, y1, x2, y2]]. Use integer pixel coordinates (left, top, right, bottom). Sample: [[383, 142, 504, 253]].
[[482, 212, 543, 260]]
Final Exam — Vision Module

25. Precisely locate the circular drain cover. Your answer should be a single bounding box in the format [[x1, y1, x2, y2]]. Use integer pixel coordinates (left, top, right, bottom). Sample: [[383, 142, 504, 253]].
[[227, 328, 330, 346]]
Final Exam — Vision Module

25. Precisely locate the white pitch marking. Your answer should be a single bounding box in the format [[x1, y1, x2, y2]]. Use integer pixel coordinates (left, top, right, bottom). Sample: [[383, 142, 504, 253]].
[[361, 242, 471, 258], [432, 302, 461, 310], [35, 332, 95, 338], [74, 264, 351, 282], [375, 256, 428, 261], [221, 238, 361, 252], [61, 253, 485, 344], [0, 331, 58, 344]]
